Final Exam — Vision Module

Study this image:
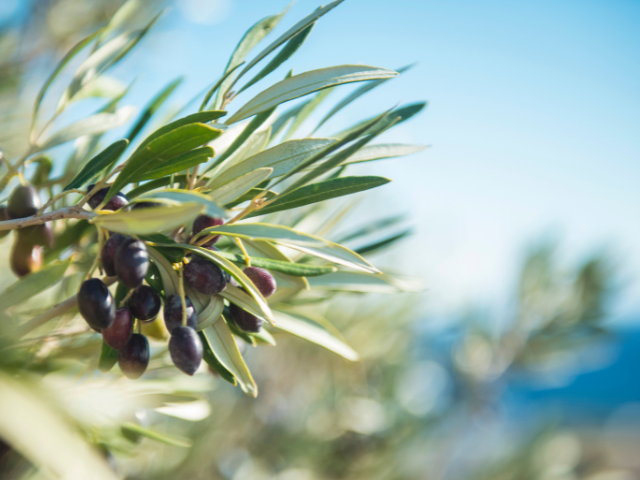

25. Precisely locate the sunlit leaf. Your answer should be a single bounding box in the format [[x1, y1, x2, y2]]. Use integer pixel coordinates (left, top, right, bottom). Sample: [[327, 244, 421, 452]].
[[283, 87, 333, 141], [273, 311, 359, 361], [135, 189, 226, 218], [198, 330, 237, 385], [328, 143, 427, 166], [205, 319, 258, 397], [210, 138, 334, 188], [335, 101, 427, 138], [251, 176, 390, 217], [107, 123, 222, 201], [355, 229, 412, 256], [307, 271, 422, 293], [214, 5, 290, 108], [147, 247, 180, 296], [209, 167, 273, 205], [135, 146, 213, 181], [227, 65, 398, 124], [64, 139, 129, 191], [238, 22, 315, 94], [92, 203, 204, 234], [212, 249, 335, 277]]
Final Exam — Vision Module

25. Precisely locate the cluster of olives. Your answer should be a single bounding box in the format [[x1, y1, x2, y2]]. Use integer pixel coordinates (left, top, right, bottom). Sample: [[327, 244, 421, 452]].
[[77, 185, 277, 379], [0, 185, 53, 277]]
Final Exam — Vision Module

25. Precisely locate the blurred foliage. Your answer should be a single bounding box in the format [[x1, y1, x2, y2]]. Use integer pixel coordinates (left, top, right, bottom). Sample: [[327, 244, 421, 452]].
[[0, 2, 633, 480]]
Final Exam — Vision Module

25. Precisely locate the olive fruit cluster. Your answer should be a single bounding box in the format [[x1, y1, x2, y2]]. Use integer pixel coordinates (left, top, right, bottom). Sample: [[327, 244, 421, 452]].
[[1, 185, 54, 277]]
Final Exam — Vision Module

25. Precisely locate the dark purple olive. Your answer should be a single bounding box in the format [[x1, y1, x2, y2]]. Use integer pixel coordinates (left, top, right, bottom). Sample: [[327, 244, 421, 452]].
[[87, 184, 128, 211], [229, 303, 263, 333], [163, 294, 197, 332], [18, 222, 54, 247], [10, 242, 42, 277], [190, 215, 223, 246], [115, 238, 148, 289], [243, 267, 277, 298], [0, 206, 10, 239], [102, 307, 133, 350], [169, 326, 203, 375], [183, 257, 227, 295], [118, 333, 149, 380], [78, 278, 116, 330], [7, 185, 40, 219], [101, 233, 128, 277], [129, 285, 161, 321], [131, 201, 163, 210]]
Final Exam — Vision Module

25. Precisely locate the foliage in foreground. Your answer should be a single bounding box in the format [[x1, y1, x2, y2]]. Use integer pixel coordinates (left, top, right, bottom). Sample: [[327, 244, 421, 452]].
[[0, 1, 426, 478]]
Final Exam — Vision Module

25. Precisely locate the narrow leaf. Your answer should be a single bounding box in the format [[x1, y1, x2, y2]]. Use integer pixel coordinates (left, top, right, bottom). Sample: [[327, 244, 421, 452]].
[[355, 229, 412, 256], [198, 330, 237, 385], [200, 63, 244, 112], [98, 341, 119, 372], [126, 175, 189, 199], [205, 320, 258, 397], [224, 188, 276, 208], [135, 146, 213, 181], [238, 22, 315, 94], [335, 101, 427, 138], [328, 143, 427, 166], [209, 138, 334, 188], [307, 271, 422, 293], [92, 203, 204, 235], [251, 176, 390, 217], [283, 87, 333, 141], [64, 139, 129, 191], [0, 259, 71, 310], [209, 167, 273, 205], [227, 65, 397, 124], [273, 311, 359, 361], [213, 250, 336, 277], [135, 189, 226, 218], [38, 106, 134, 151], [107, 123, 222, 201], [232, 1, 345, 89]]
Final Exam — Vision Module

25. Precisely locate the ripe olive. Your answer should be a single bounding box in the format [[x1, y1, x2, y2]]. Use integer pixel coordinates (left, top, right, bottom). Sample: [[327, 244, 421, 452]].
[[118, 333, 149, 380], [87, 184, 128, 211], [78, 278, 116, 330], [18, 222, 54, 247], [0, 206, 10, 239], [10, 242, 42, 277], [229, 303, 263, 333], [102, 307, 133, 350], [101, 233, 128, 277], [7, 185, 40, 219], [243, 267, 277, 297], [163, 294, 197, 333], [115, 238, 148, 289], [190, 215, 223, 246], [129, 285, 161, 321], [183, 257, 227, 295], [169, 326, 203, 376]]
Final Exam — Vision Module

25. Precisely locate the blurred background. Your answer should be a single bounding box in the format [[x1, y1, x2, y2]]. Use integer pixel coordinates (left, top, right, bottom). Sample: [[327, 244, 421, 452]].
[[0, 0, 639, 479]]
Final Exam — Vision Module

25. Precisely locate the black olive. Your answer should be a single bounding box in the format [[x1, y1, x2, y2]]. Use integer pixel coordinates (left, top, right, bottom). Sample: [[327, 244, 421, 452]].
[[128, 285, 161, 321], [183, 257, 226, 295], [77, 278, 116, 330], [118, 333, 149, 379], [102, 307, 133, 350], [114, 238, 148, 289], [169, 326, 203, 375], [163, 294, 197, 333]]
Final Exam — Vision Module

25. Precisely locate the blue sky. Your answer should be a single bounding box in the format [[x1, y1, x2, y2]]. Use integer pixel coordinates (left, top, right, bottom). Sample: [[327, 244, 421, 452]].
[[7, 0, 640, 322]]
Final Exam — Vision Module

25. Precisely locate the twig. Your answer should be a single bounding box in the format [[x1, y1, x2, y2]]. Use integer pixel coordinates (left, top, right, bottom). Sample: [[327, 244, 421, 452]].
[[0, 206, 96, 231], [37, 189, 85, 216]]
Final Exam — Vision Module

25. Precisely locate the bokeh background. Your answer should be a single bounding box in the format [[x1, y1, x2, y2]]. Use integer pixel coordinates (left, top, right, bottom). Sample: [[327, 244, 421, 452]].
[[0, 0, 639, 479]]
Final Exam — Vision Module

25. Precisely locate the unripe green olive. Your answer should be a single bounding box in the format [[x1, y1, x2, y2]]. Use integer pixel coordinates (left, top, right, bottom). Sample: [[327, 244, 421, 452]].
[[18, 222, 54, 247]]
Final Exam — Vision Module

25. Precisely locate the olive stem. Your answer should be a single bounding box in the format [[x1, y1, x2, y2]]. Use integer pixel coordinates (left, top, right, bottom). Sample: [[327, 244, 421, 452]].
[[177, 264, 188, 327], [187, 164, 200, 190], [0, 206, 96, 231], [37, 189, 86, 216], [119, 289, 134, 308], [136, 319, 142, 335], [0, 146, 36, 193], [11, 277, 117, 339], [234, 237, 251, 267], [86, 227, 106, 279]]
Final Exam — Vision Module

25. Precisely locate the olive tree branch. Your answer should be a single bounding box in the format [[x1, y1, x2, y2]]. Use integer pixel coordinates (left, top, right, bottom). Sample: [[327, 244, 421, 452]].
[[0, 206, 96, 231]]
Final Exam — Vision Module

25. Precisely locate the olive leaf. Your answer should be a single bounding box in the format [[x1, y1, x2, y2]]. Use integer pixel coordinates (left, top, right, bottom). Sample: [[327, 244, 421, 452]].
[[204, 319, 258, 397], [209, 167, 273, 205], [307, 271, 422, 294], [198, 330, 237, 385], [135, 189, 227, 218], [134, 146, 213, 181], [92, 203, 204, 235], [0, 259, 72, 311], [64, 139, 129, 191], [273, 311, 359, 361], [120, 423, 191, 448], [127, 77, 182, 142], [227, 65, 398, 124]]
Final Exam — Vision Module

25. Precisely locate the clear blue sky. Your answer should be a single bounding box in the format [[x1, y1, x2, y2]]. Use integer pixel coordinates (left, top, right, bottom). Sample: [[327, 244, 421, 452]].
[[12, 0, 640, 322]]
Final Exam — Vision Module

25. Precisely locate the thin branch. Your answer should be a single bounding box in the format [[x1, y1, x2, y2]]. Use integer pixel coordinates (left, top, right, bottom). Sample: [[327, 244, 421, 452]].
[[0, 206, 96, 231]]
